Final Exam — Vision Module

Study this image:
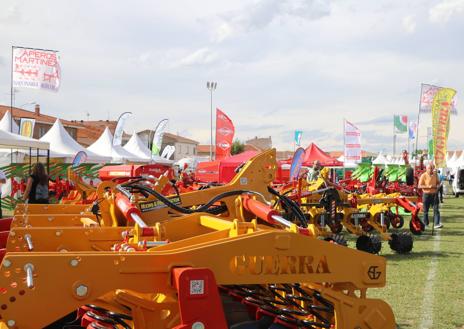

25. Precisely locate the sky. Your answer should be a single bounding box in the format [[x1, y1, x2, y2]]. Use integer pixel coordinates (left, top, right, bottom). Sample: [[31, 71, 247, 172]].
[[1, 0, 464, 153]]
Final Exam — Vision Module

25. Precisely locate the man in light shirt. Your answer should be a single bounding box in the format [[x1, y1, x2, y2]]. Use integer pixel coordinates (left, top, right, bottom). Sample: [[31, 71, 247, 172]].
[[418, 163, 442, 229]]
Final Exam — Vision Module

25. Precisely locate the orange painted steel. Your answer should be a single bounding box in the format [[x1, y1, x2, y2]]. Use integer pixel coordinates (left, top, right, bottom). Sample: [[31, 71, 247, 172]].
[[0, 150, 396, 328]]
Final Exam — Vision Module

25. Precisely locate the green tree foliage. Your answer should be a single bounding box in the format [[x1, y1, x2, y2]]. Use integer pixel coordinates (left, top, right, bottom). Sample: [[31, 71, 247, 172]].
[[231, 139, 245, 155]]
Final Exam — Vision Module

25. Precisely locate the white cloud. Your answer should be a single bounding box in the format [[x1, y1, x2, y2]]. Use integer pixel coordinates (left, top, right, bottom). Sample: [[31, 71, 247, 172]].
[[402, 15, 416, 34], [0, 3, 21, 24], [174, 48, 219, 68], [212, 0, 331, 42], [429, 0, 464, 23], [1, 0, 464, 152]]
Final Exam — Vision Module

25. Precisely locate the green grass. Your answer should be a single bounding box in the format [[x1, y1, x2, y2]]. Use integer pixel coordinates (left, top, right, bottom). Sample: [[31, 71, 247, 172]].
[[366, 197, 464, 329]]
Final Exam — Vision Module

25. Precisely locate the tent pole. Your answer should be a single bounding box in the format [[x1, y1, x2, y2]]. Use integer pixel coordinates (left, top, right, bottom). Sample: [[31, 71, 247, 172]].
[[29, 147, 32, 175], [47, 149, 50, 175]]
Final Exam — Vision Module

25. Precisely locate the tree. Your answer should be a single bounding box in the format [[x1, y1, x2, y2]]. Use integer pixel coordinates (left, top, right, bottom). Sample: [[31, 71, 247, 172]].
[[231, 139, 245, 155]]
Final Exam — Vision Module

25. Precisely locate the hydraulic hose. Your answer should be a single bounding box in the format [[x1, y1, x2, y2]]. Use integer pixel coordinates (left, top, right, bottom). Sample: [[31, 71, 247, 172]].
[[268, 186, 308, 227], [117, 184, 266, 215]]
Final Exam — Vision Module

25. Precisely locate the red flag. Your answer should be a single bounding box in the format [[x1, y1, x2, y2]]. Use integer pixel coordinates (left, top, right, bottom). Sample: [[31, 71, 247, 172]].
[[215, 108, 235, 160]]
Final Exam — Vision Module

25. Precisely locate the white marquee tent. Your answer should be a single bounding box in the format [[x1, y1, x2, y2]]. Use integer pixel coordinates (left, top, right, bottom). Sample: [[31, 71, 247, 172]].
[[88, 127, 142, 163], [0, 111, 20, 134], [123, 133, 151, 161], [40, 119, 109, 162], [372, 152, 389, 165], [448, 151, 458, 168]]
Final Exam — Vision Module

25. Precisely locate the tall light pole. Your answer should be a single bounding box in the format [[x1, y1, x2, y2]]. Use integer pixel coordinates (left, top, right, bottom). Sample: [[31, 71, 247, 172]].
[[206, 81, 217, 161]]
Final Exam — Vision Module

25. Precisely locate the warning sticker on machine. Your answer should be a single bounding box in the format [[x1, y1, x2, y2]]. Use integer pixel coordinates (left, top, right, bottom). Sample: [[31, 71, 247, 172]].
[[138, 196, 181, 212]]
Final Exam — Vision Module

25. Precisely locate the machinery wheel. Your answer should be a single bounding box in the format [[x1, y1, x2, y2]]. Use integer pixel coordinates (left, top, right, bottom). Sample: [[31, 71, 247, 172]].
[[455, 193, 459, 198], [370, 235, 382, 254], [409, 219, 425, 235], [389, 232, 413, 254], [390, 215, 404, 229], [356, 235, 382, 254]]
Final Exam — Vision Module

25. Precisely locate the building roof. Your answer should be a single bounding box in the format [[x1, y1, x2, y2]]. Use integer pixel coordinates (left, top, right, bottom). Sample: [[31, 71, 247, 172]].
[[163, 132, 199, 145], [245, 136, 272, 151], [0, 105, 79, 127], [197, 144, 213, 154]]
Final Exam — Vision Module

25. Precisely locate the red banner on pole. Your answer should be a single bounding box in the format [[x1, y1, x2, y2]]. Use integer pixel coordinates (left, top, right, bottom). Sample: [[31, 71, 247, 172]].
[[215, 108, 235, 160]]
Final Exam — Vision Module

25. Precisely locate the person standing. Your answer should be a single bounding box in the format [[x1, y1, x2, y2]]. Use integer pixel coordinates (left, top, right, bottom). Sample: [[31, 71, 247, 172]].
[[23, 163, 49, 204], [418, 163, 442, 229], [0, 169, 7, 218], [307, 160, 322, 182]]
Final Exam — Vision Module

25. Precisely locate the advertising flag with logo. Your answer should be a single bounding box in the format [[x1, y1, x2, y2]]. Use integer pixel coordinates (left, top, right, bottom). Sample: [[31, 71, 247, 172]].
[[12, 47, 61, 92], [215, 108, 235, 160], [344, 120, 362, 164], [294, 130, 303, 146], [432, 88, 456, 168], [152, 119, 169, 156], [427, 127, 433, 158], [420, 83, 457, 115], [408, 121, 417, 140], [394, 115, 408, 134], [112, 112, 132, 146]]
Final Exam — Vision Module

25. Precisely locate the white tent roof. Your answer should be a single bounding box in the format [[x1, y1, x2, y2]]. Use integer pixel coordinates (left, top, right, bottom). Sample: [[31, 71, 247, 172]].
[[123, 133, 173, 165], [0, 111, 19, 134], [0, 129, 49, 149], [448, 151, 458, 167], [336, 155, 357, 168], [372, 152, 388, 165], [40, 119, 109, 162], [454, 151, 464, 167], [88, 127, 143, 163], [123, 133, 151, 161]]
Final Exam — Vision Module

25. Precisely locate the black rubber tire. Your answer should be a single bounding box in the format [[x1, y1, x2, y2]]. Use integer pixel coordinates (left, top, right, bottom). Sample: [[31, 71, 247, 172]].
[[389, 232, 413, 254], [370, 235, 382, 254], [356, 235, 371, 253], [356, 235, 381, 254]]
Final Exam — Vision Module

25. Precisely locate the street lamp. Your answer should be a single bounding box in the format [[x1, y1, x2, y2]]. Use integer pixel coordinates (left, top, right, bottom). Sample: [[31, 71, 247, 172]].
[[206, 81, 217, 161]]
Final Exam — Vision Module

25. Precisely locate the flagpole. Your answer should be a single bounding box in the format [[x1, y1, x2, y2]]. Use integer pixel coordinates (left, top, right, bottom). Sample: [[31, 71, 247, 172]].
[[343, 118, 346, 178], [415, 84, 423, 159], [10, 46, 14, 133], [10, 46, 15, 164], [393, 115, 396, 156]]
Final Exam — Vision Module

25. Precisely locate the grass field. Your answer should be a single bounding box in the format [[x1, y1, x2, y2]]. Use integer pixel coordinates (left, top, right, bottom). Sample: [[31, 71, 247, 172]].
[[364, 196, 464, 329]]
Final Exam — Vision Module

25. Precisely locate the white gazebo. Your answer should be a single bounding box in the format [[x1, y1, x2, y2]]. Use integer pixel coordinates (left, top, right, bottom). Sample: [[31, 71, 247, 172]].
[[123, 133, 151, 161], [448, 151, 458, 168], [40, 119, 110, 163], [372, 152, 388, 165], [88, 127, 142, 163], [0, 111, 19, 134]]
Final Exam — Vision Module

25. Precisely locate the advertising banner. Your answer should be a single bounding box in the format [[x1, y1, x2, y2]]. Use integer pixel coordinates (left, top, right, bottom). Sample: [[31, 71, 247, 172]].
[[432, 88, 456, 167], [215, 108, 235, 160], [13, 47, 61, 91]]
